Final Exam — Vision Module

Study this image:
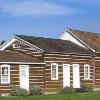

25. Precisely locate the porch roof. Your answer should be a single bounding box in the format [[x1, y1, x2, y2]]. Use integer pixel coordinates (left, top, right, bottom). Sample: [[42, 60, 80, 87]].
[[0, 50, 44, 64]]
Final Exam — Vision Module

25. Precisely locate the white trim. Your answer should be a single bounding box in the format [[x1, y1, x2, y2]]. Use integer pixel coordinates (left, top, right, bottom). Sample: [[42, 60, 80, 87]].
[[1, 64, 10, 84], [51, 63, 58, 80], [14, 35, 44, 52], [0, 35, 44, 52], [13, 43, 20, 48], [58, 30, 85, 48], [58, 29, 95, 52], [58, 31, 65, 39], [84, 64, 90, 80], [67, 30, 95, 52], [0, 36, 17, 51], [0, 62, 46, 64]]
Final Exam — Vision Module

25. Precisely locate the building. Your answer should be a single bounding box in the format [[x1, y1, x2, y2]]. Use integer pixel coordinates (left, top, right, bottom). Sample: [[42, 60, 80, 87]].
[[0, 28, 99, 95]]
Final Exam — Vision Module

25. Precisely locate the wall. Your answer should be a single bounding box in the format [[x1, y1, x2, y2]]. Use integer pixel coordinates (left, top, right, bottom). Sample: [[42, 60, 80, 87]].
[[43, 53, 94, 92], [0, 64, 45, 94], [95, 53, 100, 88]]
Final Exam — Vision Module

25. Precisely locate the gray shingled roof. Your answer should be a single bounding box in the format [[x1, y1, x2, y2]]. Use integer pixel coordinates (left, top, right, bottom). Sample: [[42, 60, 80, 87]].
[[15, 34, 94, 55]]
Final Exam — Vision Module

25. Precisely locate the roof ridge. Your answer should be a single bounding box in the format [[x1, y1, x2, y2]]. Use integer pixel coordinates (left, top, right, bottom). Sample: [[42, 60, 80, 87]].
[[15, 34, 89, 49], [15, 34, 94, 55], [15, 34, 84, 42], [15, 34, 79, 43], [68, 28, 100, 35], [68, 28, 100, 52]]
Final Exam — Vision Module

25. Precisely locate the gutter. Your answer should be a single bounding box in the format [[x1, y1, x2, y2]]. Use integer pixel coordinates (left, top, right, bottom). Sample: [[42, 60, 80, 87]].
[[0, 62, 46, 65], [45, 52, 96, 57]]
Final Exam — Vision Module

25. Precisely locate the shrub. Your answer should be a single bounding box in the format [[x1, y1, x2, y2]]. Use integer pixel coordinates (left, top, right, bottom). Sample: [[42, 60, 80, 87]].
[[11, 87, 29, 96], [75, 88, 84, 93], [81, 84, 93, 92], [60, 86, 75, 93], [30, 85, 44, 95]]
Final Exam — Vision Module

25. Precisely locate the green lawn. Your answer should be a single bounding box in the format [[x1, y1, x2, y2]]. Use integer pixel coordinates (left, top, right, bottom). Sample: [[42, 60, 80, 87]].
[[0, 93, 100, 100]]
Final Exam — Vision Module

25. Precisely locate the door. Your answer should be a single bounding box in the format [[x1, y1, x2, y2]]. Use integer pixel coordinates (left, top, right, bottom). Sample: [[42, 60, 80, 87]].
[[63, 64, 70, 87], [73, 64, 80, 88], [19, 65, 29, 91]]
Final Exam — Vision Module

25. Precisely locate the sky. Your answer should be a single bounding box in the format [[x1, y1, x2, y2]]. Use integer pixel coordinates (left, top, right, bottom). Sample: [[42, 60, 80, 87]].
[[0, 0, 100, 41]]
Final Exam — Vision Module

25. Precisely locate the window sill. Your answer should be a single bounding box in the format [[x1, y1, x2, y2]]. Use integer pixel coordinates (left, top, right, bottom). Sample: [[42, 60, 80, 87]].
[[51, 79, 58, 80], [1, 82, 10, 84]]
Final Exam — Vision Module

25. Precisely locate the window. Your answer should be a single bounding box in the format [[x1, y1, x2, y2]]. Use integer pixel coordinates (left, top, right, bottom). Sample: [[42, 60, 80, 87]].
[[51, 63, 58, 80], [13, 43, 20, 48], [1, 65, 10, 84], [20, 66, 26, 77], [84, 64, 90, 79]]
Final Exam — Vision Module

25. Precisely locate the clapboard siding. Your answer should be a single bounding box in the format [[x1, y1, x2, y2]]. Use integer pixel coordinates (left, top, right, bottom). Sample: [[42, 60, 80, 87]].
[[7, 40, 43, 59], [95, 53, 100, 87], [0, 64, 45, 93], [0, 65, 19, 93], [0, 52, 96, 93], [44, 53, 93, 92], [29, 64, 44, 89], [14, 48, 43, 59]]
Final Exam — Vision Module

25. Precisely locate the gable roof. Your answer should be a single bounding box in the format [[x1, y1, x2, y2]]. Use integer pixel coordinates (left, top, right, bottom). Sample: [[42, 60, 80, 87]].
[[68, 29, 100, 52], [15, 34, 94, 55], [0, 50, 44, 64]]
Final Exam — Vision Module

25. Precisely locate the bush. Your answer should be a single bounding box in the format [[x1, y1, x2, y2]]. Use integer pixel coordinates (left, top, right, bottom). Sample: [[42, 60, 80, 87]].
[[30, 85, 44, 95], [11, 87, 29, 96], [75, 88, 84, 93], [81, 84, 93, 92], [60, 86, 75, 93]]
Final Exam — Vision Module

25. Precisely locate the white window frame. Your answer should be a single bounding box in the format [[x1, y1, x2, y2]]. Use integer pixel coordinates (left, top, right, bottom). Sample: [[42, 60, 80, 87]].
[[13, 43, 20, 48], [84, 64, 90, 80], [51, 63, 58, 80], [1, 64, 10, 84]]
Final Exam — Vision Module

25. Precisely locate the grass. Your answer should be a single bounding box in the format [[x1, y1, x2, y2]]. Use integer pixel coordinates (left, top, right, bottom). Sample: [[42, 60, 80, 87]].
[[0, 92, 100, 100]]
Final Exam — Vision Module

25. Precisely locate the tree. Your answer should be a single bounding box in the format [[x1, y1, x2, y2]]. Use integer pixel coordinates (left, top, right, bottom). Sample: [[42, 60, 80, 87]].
[[0, 40, 5, 45]]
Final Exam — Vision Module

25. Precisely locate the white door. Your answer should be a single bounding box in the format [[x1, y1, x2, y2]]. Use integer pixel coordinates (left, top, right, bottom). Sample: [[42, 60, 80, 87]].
[[63, 64, 70, 87], [73, 64, 80, 88], [19, 65, 29, 91]]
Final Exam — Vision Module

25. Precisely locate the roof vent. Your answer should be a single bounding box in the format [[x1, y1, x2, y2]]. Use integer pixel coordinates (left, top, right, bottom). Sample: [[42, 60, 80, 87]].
[[13, 43, 20, 48]]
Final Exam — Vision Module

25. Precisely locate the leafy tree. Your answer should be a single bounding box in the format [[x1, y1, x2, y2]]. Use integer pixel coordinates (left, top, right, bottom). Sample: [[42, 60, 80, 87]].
[[0, 40, 5, 45]]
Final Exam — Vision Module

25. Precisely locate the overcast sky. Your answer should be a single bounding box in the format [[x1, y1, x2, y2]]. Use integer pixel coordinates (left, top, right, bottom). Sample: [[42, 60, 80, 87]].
[[0, 0, 100, 41]]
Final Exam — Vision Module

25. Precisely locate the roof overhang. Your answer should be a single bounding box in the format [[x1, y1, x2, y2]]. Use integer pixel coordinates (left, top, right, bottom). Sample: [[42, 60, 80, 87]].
[[45, 52, 95, 56], [0, 35, 16, 51], [67, 29, 96, 52], [0, 35, 44, 52], [59, 29, 95, 52]]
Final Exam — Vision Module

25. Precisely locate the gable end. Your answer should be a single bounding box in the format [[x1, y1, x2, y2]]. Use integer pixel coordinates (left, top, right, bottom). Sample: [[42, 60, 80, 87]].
[[59, 29, 95, 52], [0, 35, 44, 53]]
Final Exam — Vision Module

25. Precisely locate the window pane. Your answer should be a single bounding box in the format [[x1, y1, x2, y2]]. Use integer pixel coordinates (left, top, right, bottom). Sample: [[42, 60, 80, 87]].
[[21, 67, 26, 76], [52, 65, 56, 78], [1, 67, 9, 83], [2, 75, 8, 82], [51, 64, 58, 80], [84, 66, 89, 79], [2, 67, 8, 74]]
